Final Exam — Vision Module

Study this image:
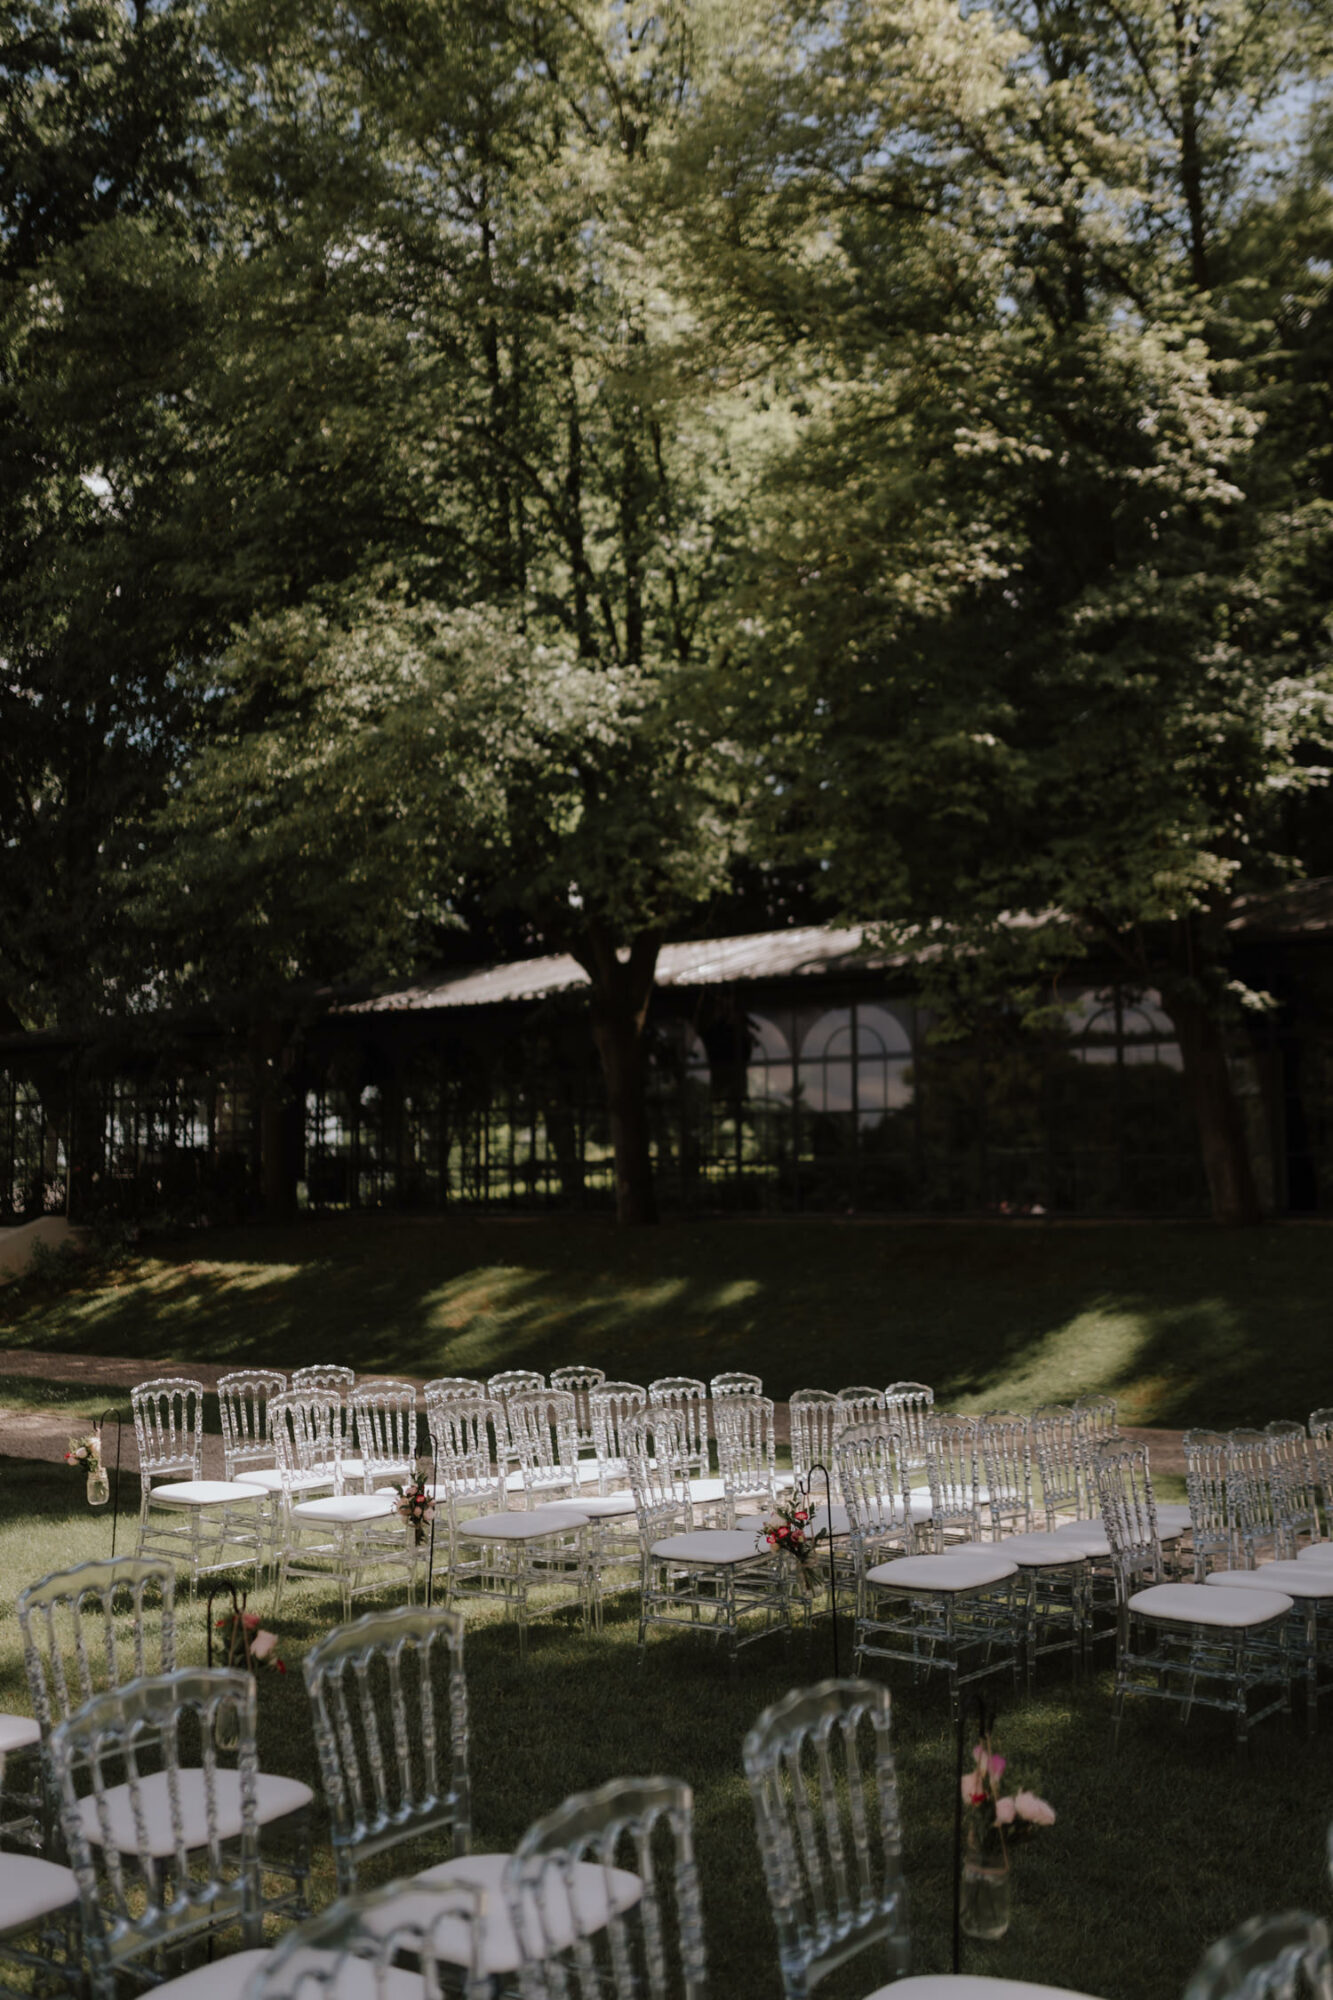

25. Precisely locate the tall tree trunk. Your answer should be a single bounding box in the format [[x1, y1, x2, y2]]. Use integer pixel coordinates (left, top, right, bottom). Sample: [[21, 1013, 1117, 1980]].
[[570, 923, 661, 1226], [251, 1019, 300, 1223], [1159, 985, 1262, 1225]]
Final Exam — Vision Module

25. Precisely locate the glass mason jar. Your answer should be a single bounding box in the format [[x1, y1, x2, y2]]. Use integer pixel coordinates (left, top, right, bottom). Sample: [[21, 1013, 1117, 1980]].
[[960, 1821, 1011, 1941], [86, 1466, 110, 1507]]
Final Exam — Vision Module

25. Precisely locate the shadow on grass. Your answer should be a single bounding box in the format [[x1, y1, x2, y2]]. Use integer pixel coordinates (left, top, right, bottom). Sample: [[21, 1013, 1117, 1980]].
[[4, 1216, 1332, 1428]]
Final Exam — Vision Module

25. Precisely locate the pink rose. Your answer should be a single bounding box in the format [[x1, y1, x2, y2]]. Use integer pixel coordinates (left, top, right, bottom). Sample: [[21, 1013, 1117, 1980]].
[[248, 1629, 278, 1660], [994, 1796, 1017, 1824], [1013, 1792, 1055, 1826], [960, 1775, 986, 1805]]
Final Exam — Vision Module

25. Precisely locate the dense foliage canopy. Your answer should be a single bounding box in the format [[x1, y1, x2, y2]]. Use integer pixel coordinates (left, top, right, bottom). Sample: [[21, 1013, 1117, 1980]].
[[2, 0, 1330, 1220]]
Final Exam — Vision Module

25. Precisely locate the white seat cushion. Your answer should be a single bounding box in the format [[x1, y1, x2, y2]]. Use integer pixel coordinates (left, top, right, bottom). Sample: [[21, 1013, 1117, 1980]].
[[154, 1950, 275, 2000], [1154, 1505, 1192, 1533], [462, 1510, 589, 1540], [0, 1712, 41, 1754], [651, 1530, 771, 1566], [235, 1468, 332, 1494], [1207, 1564, 1333, 1600], [77, 1769, 313, 1855], [373, 1851, 642, 1977], [0, 1853, 79, 1928], [1045, 1528, 1111, 1558], [810, 1505, 851, 1537], [1129, 1582, 1293, 1628], [986, 1534, 1086, 1567], [1296, 1542, 1333, 1565], [149, 1481, 264, 1508], [292, 1494, 397, 1525], [686, 1477, 728, 1505], [870, 1976, 1102, 1998], [542, 1493, 637, 1519], [868, 1552, 1017, 1592]]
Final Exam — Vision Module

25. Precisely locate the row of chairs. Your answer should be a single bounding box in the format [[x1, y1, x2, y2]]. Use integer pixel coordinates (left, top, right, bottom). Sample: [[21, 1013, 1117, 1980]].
[[1, 1559, 1306, 2000]]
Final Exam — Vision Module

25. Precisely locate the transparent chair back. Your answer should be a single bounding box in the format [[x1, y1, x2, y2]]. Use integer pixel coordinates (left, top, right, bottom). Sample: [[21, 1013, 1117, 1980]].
[[132, 1376, 206, 1483], [1183, 1431, 1240, 1576], [503, 1774, 706, 2000], [1031, 1406, 1084, 1525], [648, 1379, 710, 1479], [715, 1393, 780, 1512], [352, 1382, 421, 1493], [883, 1384, 934, 1471], [218, 1371, 288, 1479], [426, 1399, 507, 1517], [1073, 1395, 1120, 1444], [1309, 1410, 1333, 1533], [742, 1678, 907, 2000], [270, 1390, 344, 1492], [248, 1875, 488, 2000], [711, 1372, 762, 1398], [590, 1383, 648, 1487], [836, 1389, 887, 1435], [50, 1665, 261, 1995], [507, 1389, 581, 1503], [790, 1391, 841, 1494], [292, 1365, 357, 1397], [550, 1367, 607, 1451], [1229, 1429, 1285, 1566], [1183, 1910, 1331, 2000], [424, 1378, 484, 1404], [835, 1425, 914, 1560], [1093, 1442, 1165, 1601], [488, 1372, 546, 1458], [303, 1603, 471, 1894], [626, 1409, 694, 1536], [978, 1413, 1033, 1539], [1266, 1421, 1321, 1553], [18, 1556, 177, 1739], [924, 1414, 983, 1546]]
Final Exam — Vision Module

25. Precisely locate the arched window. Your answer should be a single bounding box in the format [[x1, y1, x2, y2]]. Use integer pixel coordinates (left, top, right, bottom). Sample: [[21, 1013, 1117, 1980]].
[[746, 1014, 793, 1105], [800, 1005, 913, 1119]]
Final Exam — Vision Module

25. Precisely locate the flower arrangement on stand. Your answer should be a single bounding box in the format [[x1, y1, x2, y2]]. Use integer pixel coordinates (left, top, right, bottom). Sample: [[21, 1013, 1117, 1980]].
[[66, 1429, 109, 1507], [215, 1604, 286, 1677], [396, 1469, 436, 1546], [759, 1495, 827, 1593], [959, 1732, 1055, 1941]]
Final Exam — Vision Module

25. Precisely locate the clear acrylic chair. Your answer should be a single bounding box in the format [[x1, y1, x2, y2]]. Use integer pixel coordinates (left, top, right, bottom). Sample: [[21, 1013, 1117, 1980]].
[[303, 1604, 472, 1894], [836, 1388, 888, 1437], [1266, 1422, 1322, 1555], [351, 1381, 421, 1495], [1031, 1406, 1101, 1533], [249, 1875, 489, 2000], [715, 1392, 793, 1520], [883, 1384, 934, 1480], [218, 1370, 288, 1480], [1183, 1911, 1331, 2000], [923, 1414, 985, 1548], [487, 1372, 547, 1478], [711, 1371, 762, 1399], [648, 1378, 724, 1515], [0, 1845, 78, 1999], [550, 1366, 607, 1454], [447, 1504, 592, 1659], [627, 1409, 791, 1662], [1229, 1430, 1288, 1567], [131, 1377, 266, 1586], [424, 1377, 484, 1403], [588, 1381, 648, 1493], [49, 1667, 269, 1998], [292, 1364, 357, 1394], [742, 1678, 908, 2000], [978, 1413, 1034, 1539], [1094, 1442, 1294, 1749], [835, 1423, 925, 1578], [270, 1392, 414, 1620], [1183, 1431, 1243, 1578], [505, 1389, 584, 1507], [1308, 1410, 1333, 1534], [789, 1390, 841, 1496], [502, 1775, 705, 2000]]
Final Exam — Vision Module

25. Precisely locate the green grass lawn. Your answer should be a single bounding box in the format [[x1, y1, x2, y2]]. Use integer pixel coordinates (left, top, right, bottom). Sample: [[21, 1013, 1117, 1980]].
[[4, 1214, 1333, 1428], [1, 1454, 1329, 2000]]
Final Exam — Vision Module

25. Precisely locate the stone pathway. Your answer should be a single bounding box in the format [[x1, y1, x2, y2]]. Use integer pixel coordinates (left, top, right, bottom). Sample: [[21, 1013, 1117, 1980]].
[[0, 1346, 1186, 1480]]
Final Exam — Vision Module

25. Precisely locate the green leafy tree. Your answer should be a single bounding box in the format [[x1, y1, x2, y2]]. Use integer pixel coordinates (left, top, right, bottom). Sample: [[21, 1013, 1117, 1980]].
[[691, 0, 1333, 1222]]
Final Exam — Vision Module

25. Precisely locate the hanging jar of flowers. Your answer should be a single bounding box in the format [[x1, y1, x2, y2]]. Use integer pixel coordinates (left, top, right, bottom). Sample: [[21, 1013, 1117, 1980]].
[[66, 1429, 109, 1507], [959, 1735, 1055, 1941]]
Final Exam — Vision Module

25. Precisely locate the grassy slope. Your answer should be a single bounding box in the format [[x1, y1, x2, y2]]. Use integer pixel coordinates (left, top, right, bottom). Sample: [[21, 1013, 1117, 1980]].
[[3, 1214, 1331, 1427], [0, 1456, 1328, 2000]]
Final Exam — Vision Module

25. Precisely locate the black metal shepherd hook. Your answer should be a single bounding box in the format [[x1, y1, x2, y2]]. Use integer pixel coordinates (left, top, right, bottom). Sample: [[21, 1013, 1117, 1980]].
[[800, 1463, 840, 1677], [94, 1406, 125, 1560]]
